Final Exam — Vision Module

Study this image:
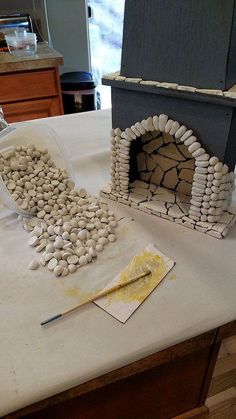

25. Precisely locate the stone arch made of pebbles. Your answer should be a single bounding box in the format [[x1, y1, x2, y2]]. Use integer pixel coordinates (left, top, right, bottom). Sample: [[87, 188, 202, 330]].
[[110, 114, 235, 223]]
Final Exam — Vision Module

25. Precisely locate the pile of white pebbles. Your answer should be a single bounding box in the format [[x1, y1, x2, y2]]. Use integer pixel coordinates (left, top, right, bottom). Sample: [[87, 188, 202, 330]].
[[0, 144, 117, 276]]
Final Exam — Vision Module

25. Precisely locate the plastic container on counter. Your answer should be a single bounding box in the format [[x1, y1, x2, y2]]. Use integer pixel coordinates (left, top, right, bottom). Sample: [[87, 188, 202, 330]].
[[0, 123, 75, 216], [5, 32, 37, 56]]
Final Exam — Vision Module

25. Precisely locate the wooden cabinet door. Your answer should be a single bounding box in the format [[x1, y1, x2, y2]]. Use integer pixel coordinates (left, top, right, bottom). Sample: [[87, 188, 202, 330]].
[[0, 69, 59, 103], [2, 98, 62, 123]]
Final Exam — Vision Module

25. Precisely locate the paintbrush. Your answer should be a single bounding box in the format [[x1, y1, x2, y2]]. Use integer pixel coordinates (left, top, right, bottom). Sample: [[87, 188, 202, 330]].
[[41, 269, 151, 326]]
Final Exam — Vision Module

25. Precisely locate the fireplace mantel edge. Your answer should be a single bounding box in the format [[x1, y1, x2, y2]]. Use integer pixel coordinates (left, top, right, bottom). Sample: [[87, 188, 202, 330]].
[[103, 77, 236, 109]]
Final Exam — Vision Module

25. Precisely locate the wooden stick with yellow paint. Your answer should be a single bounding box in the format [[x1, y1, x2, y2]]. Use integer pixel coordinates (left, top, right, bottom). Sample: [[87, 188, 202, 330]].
[[40, 269, 151, 326]]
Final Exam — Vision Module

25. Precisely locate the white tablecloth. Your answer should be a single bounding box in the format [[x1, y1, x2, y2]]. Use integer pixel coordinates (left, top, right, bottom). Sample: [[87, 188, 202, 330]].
[[1, 110, 236, 415]]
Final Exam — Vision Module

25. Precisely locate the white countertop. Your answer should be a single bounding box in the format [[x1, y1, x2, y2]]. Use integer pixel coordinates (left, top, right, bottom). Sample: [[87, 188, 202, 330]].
[[1, 110, 236, 416]]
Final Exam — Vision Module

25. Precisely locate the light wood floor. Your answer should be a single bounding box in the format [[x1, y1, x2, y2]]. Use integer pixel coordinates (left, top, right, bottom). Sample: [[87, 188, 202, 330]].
[[205, 336, 236, 418]]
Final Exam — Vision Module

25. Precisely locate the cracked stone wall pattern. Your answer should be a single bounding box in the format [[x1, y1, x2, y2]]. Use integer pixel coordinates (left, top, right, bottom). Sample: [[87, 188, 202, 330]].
[[136, 131, 194, 195], [101, 114, 236, 238]]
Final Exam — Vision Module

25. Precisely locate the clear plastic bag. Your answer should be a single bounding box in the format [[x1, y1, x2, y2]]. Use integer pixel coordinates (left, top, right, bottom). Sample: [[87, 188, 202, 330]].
[[0, 122, 75, 216]]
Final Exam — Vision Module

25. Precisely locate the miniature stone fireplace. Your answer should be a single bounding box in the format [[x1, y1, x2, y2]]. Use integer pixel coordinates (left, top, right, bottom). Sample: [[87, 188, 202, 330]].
[[100, 0, 236, 238]]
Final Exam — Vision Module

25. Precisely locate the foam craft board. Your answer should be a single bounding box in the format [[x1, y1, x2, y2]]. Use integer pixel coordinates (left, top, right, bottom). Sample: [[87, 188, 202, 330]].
[[121, 0, 236, 90], [94, 243, 175, 323]]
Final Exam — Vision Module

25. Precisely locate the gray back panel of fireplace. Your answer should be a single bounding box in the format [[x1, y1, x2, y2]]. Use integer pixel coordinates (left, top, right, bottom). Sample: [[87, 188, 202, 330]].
[[121, 0, 235, 90], [111, 87, 235, 169]]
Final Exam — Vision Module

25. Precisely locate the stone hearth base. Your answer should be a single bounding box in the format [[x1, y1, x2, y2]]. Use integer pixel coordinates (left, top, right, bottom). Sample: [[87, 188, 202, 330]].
[[100, 183, 236, 239]]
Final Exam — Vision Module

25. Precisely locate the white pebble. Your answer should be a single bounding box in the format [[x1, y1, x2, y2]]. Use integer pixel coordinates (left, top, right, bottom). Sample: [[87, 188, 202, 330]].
[[195, 160, 209, 168], [59, 260, 68, 268], [78, 229, 87, 241], [101, 217, 108, 223], [68, 264, 77, 273], [179, 129, 193, 142], [70, 233, 77, 243], [62, 231, 70, 240], [175, 125, 187, 138], [78, 188, 87, 198], [213, 179, 221, 187], [28, 236, 39, 247], [222, 164, 229, 175], [54, 251, 62, 260], [214, 162, 223, 172], [40, 257, 46, 267], [96, 209, 103, 217], [95, 221, 102, 229], [98, 229, 109, 238], [108, 234, 116, 242], [61, 252, 70, 261], [48, 258, 58, 270], [35, 241, 47, 252], [86, 223, 95, 231], [79, 255, 87, 266], [184, 136, 197, 146], [54, 265, 63, 277], [98, 237, 108, 246], [45, 243, 55, 253], [37, 210, 46, 219], [214, 172, 223, 180], [54, 226, 63, 235], [47, 225, 55, 235], [208, 207, 216, 215], [45, 252, 54, 262], [209, 156, 219, 166], [62, 222, 71, 232], [78, 220, 86, 228], [75, 247, 86, 257], [208, 215, 217, 223], [61, 268, 69, 276], [28, 260, 39, 270], [192, 148, 205, 158], [7, 181, 16, 190], [85, 253, 92, 263], [86, 239, 95, 248], [67, 255, 79, 264], [89, 247, 97, 258], [54, 238, 64, 249], [169, 121, 180, 135], [109, 220, 117, 228], [158, 114, 168, 131], [188, 142, 201, 153], [96, 244, 103, 252]]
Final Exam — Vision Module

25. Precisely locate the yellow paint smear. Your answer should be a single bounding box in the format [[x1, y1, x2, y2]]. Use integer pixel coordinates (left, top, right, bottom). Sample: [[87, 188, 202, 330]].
[[107, 250, 168, 304], [118, 225, 129, 237], [61, 250, 170, 309], [63, 286, 96, 303], [64, 286, 81, 298]]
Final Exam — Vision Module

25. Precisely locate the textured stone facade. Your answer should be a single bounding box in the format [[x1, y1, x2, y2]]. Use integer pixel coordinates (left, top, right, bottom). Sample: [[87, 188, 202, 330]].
[[135, 130, 194, 196], [100, 114, 236, 238]]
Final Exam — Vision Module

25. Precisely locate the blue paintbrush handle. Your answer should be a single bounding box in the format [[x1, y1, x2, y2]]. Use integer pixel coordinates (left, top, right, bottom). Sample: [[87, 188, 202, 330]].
[[41, 313, 62, 326]]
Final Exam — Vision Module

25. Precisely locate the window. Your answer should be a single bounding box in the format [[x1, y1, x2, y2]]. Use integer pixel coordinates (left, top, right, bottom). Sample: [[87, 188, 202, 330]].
[[88, 0, 125, 108]]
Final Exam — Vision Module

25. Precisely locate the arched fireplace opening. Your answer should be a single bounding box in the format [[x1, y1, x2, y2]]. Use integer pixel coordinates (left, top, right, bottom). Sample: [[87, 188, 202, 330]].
[[128, 127, 195, 219], [101, 114, 235, 238]]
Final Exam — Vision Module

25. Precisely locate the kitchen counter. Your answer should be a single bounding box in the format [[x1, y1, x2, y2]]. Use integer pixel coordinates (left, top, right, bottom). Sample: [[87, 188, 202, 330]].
[[1, 110, 236, 418], [0, 43, 64, 123], [0, 42, 63, 73]]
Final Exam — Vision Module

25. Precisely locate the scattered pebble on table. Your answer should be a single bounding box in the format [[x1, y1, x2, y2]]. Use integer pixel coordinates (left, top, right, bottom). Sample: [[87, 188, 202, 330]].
[[0, 144, 118, 277]]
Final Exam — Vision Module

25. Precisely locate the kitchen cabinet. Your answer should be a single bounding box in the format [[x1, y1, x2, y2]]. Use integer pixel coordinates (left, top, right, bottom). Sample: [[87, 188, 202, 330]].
[[0, 43, 64, 122]]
